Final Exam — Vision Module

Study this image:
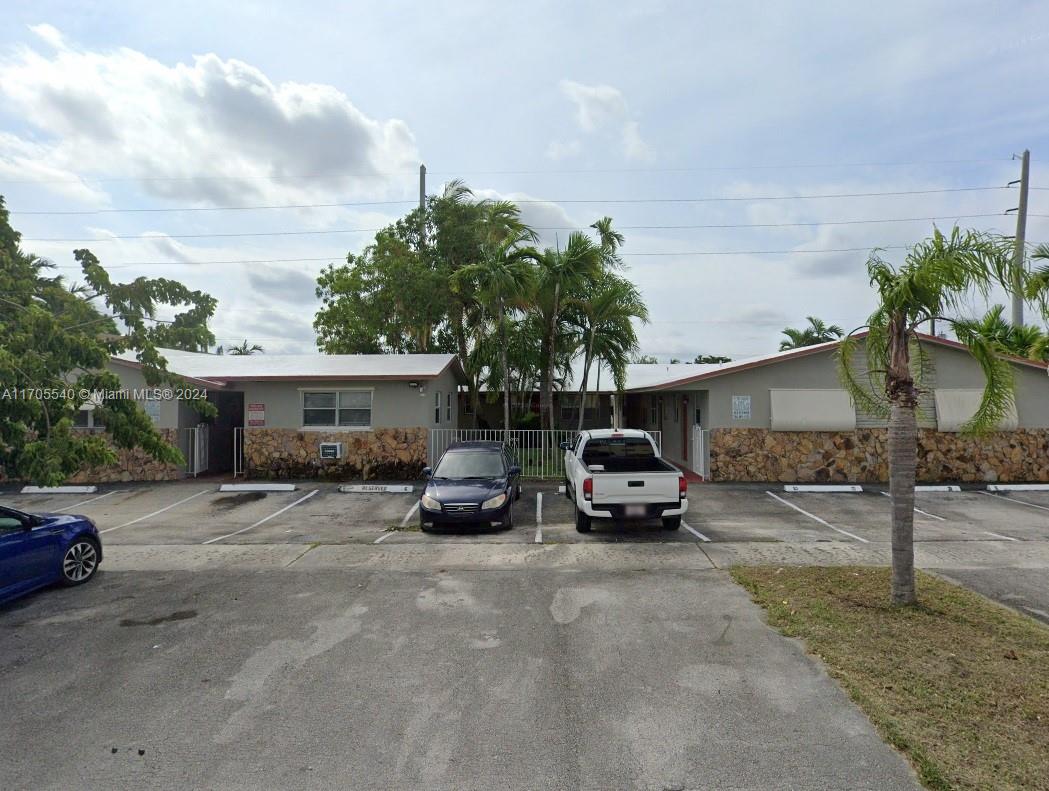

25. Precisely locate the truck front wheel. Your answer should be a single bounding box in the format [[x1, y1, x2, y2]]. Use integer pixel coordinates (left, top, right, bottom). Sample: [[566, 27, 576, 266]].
[[662, 516, 681, 530], [575, 507, 592, 533]]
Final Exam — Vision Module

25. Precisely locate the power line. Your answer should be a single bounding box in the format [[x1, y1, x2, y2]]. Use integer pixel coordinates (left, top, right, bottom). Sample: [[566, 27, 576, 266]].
[[10, 185, 1012, 218], [0, 159, 1014, 186]]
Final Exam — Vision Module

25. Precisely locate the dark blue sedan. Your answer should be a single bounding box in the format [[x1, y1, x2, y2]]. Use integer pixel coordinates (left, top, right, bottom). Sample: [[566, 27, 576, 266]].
[[419, 441, 522, 531], [0, 504, 103, 604]]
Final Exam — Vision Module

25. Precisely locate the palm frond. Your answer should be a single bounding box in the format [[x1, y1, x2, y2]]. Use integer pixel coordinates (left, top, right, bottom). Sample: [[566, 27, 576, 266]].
[[947, 319, 1016, 434]]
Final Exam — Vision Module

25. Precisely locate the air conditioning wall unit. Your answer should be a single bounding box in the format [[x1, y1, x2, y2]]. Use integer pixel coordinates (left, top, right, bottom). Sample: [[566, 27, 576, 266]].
[[319, 442, 343, 460]]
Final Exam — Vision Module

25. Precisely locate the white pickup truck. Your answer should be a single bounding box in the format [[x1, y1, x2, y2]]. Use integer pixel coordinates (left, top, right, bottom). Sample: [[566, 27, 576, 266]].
[[561, 429, 688, 533]]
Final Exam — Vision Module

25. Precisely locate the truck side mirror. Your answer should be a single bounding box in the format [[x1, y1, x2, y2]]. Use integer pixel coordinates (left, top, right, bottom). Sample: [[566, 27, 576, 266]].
[[559, 441, 571, 451]]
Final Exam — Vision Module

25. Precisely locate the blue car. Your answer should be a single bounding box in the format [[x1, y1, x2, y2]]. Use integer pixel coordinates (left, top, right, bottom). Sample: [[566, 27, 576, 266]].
[[0, 504, 103, 604], [419, 441, 522, 531]]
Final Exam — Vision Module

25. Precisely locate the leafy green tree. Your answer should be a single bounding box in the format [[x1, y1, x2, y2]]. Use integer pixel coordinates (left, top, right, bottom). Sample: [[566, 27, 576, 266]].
[[631, 354, 659, 364], [969, 305, 1049, 362], [693, 354, 732, 364], [0, 197, 217, 485], [451, 232, 539, 439], [838, 228, 1029, 605], [779, 316, 845, 351]]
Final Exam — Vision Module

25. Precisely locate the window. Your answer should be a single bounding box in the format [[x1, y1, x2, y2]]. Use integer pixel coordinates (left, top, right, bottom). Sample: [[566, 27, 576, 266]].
[[446, 392, 452, 422], [463, 393, 474, 415], [435, 391, 442, 424], [72, 406, 103, 430], [648, 396, 658, 426], [302, 390, 372, 428]]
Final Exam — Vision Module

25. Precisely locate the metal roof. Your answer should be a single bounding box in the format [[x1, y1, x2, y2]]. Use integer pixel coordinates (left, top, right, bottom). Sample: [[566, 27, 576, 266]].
[[112, 348, 466, 384]]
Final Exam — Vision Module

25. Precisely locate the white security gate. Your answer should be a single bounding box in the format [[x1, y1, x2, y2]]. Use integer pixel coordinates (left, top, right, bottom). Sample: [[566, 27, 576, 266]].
[[429, 429, 662, 479], [691, 427, 710, 480], [233, 427, 245, 478], [180, 425, 209, 477]]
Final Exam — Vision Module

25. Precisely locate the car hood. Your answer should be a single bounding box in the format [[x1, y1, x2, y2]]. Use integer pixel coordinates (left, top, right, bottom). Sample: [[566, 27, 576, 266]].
[[38, 513, 94, 528], [426, 478, 504, 503]]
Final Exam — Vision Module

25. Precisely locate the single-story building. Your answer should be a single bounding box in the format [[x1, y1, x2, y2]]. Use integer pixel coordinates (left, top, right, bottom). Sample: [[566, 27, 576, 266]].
[[80, 349, 465, 481]]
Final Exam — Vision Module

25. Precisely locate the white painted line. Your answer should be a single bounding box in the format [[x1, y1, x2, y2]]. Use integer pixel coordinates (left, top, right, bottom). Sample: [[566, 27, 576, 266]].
[[340, 484, 414, 494], [534, 492, 543, 544], [765, 491, 870, 543], [21, 485, 97, 494], [374, 531, 393, 544], [988, 484, 1049, 492], [101, 489, 210, 534], [219, 483, 296, 492], [1021, 605, 1049, 620], [978, 490, 1049, 513], [879, 491, 946, 521], [401, 500, 420, 527], [983, 531, 1020, 542], [53, 491, 118, 512], [681, 520, 711, 542], [783, 484, 863, 493], [203, 489, 319, 544], [916, 485, 962, 492]]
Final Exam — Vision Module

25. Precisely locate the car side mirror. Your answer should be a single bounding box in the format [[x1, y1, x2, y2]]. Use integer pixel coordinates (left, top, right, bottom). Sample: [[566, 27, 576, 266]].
[[508, 465, 521, 477], [421, 467, 432, 478], [559, 441, 571, 451]]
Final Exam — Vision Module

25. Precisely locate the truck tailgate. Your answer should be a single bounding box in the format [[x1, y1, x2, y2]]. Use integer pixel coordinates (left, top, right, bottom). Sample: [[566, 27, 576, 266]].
[[591, 472, 680, 504]]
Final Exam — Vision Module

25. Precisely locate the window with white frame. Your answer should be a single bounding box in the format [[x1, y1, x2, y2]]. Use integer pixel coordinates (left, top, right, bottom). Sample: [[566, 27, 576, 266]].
[[446, 392, 452, 422], [72, 406, 101, 430], [302, 390, 372, 428]]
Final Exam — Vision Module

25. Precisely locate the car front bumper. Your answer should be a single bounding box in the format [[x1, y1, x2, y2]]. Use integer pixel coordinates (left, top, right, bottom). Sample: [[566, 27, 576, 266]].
[[419, 500, 512, 528]]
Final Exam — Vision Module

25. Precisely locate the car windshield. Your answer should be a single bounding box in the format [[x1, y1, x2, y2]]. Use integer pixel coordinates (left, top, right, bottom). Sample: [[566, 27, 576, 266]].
[[433, 451, 505, 479]]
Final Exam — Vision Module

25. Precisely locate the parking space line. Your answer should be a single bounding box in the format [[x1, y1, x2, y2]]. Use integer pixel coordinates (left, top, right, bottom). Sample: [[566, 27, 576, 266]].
[[374, 531, 393, 544], [765, 491, 870, 543], [879, 491, 946, 521], [401, 501, 420, 527], [101, 489, 210, 533], [979, 490, 1049, 513], [983, 530, 1020, 542], [203, 489, 319, 544], [535, 492, 543, 544], [54, 491, 119, 512], [681, 520, 711, 542]]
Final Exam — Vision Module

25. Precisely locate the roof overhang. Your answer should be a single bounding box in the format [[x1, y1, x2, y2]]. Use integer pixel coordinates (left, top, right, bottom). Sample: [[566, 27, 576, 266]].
[[109, 356, 228, 389]]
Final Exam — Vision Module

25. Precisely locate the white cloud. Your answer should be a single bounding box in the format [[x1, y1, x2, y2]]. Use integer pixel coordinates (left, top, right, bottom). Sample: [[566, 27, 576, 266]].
[[559, 80, 627, 132], [0, 32, 420, 206], [621, 121, 654, 162], [28, 23, 66, 50]]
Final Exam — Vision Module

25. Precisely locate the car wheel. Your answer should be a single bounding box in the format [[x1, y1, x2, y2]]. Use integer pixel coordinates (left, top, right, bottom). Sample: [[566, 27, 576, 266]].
[[575, 507, 592, 533], [61, 538, 100, 586], [564, 479, 572, 500], [662, 516, 682, 531], [505, 503, 514, 530], [516, 484, 522, 501]]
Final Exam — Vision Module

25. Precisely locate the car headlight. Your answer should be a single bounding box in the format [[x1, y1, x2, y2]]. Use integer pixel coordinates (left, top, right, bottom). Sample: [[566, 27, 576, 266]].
[[481, 493, 507, 510], [421, 493, 441, 510]]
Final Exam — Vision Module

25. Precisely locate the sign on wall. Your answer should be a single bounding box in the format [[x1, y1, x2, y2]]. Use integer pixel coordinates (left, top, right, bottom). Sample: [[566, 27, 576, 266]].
[[247, 402, 266, 427], [731, 395, 751, 421]]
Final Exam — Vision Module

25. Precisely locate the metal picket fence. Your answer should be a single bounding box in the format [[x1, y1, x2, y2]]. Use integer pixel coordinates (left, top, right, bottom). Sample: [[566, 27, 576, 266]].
[[428, 429, 662, 479]]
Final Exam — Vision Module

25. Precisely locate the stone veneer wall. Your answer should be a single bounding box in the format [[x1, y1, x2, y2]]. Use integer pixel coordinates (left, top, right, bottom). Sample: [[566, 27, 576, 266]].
[[710, 427, 1049, 483], [244, 427, 428, 480], [67, 428, 184, 483]]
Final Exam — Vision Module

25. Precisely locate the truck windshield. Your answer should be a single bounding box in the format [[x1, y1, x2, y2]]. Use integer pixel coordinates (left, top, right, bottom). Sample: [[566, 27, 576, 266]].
[[581, 438, 654, 465], [434, 451, 506, 479]]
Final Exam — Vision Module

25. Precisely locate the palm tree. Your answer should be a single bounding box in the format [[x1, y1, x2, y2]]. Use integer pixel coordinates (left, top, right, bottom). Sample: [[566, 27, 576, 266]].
[[533, 233, 603, 430], [569, 272, 648, 431], [225, 340, 264, 355], [838, 227, 1024, 606], [451, 232, 539, 440], [779, 316, 845, 350], [971, 305, 1049, 362]]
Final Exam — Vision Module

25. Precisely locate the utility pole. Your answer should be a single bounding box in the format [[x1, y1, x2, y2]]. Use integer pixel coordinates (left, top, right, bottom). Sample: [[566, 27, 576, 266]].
[[418, 163, 427, 247], [1009, 149, 1030, 328]]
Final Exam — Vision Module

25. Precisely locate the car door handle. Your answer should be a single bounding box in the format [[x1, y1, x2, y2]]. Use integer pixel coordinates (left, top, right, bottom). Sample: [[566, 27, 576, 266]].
[[627, 481, 644, 487]]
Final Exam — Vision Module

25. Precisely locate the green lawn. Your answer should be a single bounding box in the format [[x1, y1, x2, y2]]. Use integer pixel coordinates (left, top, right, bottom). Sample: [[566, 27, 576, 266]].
[[732, 566, 1049, 791]]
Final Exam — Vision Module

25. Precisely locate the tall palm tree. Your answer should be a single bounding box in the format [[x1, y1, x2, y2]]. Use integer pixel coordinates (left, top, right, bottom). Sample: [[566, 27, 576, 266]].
[[533, 233, 603, 430], [569, 272, 648, 431], [838, 228, 1024, 606], [779, 316, 845, 350], [451, 233, 539, 440]]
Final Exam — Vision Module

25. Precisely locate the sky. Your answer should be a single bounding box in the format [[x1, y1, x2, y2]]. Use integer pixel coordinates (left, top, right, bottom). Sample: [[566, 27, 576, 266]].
[[2, 0, 1049, 359]]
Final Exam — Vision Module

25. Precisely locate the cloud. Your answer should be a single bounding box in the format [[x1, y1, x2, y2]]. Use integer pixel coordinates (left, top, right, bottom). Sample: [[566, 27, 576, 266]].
[[559, 80, 627, 132], [621, 121, 654, 162], [0, 32, 419, 206], [28, 23, 66, 50], [246, 265, 319, 305]]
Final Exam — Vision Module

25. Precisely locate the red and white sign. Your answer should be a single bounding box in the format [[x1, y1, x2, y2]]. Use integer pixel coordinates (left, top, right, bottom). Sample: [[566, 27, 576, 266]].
[[247, 402, 266, 427]]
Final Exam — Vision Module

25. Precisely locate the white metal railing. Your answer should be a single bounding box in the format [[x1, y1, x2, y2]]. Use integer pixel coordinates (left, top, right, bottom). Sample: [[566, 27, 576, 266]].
[[692, 428, 710, 479], [179, 425, 209, 477], [233, 426, 245, 477], [429, 429, 662, 479]]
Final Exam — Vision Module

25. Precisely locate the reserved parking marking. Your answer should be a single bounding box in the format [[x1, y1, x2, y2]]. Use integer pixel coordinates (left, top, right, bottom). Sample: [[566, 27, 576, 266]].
[[879, 491, 946, 521], [681, 520, 711, 542], [535, 492, 543, 544], [765, 491, 870, 543], [401, 500, 420, 527], [53, 491, 118, 512], [101, 489, 209, 533], [979, 490, 1049, 513], [203, 489, 319, 544]]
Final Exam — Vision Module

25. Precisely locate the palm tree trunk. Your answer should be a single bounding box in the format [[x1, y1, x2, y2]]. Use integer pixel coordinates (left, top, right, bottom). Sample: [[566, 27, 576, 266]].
[[543, 283, 561, 431], [887, 402, 918, 605], [499, 305, 511, 443], [576, 332, 596, 432]]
